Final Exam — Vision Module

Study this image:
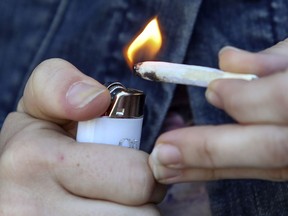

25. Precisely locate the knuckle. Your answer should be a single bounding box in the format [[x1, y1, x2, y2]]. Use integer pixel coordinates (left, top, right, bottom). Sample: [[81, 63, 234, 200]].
[[28, 58, 74, 97], [0, 112, 18, 145], [202, 134, 217, 168], [0, 112, 33, 143], [0, 121, 52, 178], [273, 74, 288, 120], [266, 127, 288, 167], [1, 137, 36, 177]]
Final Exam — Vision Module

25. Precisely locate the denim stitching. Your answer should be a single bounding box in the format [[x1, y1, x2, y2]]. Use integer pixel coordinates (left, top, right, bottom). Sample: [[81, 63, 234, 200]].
[[268, 0, 278, 44], [14, 0, 69, 109]]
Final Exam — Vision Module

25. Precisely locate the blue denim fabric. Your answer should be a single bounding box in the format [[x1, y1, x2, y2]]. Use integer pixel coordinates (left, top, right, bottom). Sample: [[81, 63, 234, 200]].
[[1, 0, 288, 215]]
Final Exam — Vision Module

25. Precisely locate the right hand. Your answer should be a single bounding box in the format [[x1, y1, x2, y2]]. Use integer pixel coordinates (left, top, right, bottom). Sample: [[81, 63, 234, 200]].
[[0, 59, 165, 215], [148, 39, 288, 184]]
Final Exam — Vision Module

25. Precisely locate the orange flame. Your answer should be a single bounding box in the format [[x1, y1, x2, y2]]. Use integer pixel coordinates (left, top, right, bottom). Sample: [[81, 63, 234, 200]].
[[124, 17, 162, 67]]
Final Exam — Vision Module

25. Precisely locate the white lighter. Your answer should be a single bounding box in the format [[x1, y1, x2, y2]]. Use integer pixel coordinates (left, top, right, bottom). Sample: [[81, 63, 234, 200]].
[[76, 82, 145, 149]]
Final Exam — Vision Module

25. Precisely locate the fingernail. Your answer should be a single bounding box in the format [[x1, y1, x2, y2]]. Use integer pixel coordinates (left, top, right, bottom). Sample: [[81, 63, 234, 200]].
[[150, 145, 183, 181], [150, 155, 181, 181], [219, 46, 242, 56], [66, 81, 106, 108], [151, 144, 182, 167], [205, 83, 223, 108]]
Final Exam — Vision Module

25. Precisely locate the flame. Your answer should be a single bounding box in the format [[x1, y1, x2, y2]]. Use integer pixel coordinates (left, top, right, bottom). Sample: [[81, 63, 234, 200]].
[[125, 17, 162, 67]]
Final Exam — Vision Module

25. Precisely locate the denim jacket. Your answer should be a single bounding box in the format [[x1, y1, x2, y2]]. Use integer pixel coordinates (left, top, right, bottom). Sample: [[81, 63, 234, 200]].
[[1, 0, 288, 215]]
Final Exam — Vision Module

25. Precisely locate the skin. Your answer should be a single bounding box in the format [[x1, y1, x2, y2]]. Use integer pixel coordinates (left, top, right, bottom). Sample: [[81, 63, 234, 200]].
[[0, 59, 165, 215], [149, 38, 288, 184]]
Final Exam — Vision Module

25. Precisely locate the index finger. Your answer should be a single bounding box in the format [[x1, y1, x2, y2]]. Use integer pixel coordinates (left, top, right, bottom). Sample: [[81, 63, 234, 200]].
[[206, 71, 288, 125], [150, 125, 288, 169], [219, 43, 288, 77]]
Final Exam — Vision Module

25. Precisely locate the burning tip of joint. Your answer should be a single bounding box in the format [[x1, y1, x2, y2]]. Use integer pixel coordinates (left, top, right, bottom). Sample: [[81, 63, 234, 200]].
[[133, 62, 142, 76], [133, 62, 161, 82], [133, 62, 142, 71]]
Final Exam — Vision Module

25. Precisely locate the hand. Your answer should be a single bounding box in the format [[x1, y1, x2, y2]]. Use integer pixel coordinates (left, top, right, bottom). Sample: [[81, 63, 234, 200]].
[[0, 59, 165, 215], [149, 39, 288, 184]]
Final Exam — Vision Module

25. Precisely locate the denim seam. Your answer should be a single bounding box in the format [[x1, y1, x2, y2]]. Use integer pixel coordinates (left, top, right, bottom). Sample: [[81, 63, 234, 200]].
[[252, 183, 261, 215], [182, 0, 204, 64], [13, 0, 69, 109], [268, 0, 278, 44], [103, 1, 129, 73]]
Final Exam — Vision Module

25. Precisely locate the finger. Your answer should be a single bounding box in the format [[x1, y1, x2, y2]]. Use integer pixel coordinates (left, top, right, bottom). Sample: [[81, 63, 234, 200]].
[[61, 196, 160, 216], [2, 115, 165, 205], [153, 167, 288, 184], [149, 125, 288, 172], [0, 112, 35, 151], [6, 115, 165, 205], [219, 40, 288, 76], [19, 58, 111, 124], [206, 71, 288, 124], [55, 142, 166, 205], [1, 110, 165, 206], [0, 180, 160, 216]]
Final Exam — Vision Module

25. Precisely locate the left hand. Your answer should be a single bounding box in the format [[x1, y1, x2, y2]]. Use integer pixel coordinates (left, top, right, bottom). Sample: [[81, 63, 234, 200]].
[[149, 39, 288, 184], [0, 59, 165, 215]]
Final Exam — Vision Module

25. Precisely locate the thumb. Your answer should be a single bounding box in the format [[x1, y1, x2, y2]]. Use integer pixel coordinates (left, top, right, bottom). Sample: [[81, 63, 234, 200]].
[[18, 58, 111, 124], [219, 38, 288, 76]]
